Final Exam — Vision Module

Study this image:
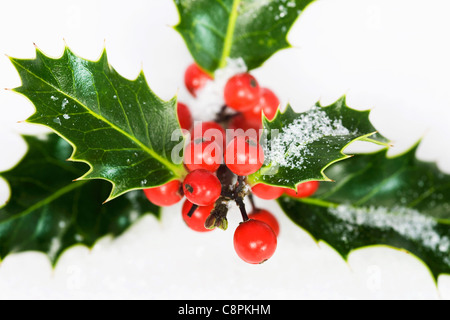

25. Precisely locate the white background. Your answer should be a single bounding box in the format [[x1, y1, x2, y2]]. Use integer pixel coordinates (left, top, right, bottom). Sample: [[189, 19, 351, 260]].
[[0, 0, 449, 299]]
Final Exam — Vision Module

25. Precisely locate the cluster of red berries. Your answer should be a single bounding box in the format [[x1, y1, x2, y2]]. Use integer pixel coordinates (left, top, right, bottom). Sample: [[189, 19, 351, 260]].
[[144, 63, 319, 264]]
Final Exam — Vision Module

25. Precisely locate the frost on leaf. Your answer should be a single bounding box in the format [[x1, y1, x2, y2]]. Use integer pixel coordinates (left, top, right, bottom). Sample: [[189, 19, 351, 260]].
[[251, 97, 389, 188], [279, 144, 450, 280], [330, 205, 450, 257], [263, 106, 356, 170]]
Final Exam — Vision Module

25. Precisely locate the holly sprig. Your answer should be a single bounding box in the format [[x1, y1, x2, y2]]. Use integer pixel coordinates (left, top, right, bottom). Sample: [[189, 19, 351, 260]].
[[6, 44, 388, 264], [1, 0, 447, 276]]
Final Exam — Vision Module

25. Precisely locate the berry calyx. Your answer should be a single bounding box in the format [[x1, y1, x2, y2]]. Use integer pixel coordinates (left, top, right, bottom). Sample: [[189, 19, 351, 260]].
[[183, 169, 222, 206], [251, 183, 285, 200], [248, 209, 280, 237], [285, 181, 320, 198], [244, 88, 280, 122], [224, 73, 261, 112], [182, 200, 215, 232], [177, 102, 193, 131], [144, 180, 183, 207], [233, 219, 277, 264], [224, 136, 264, 176], [184, 63, 212, 97], [183, 139, 222, 172]]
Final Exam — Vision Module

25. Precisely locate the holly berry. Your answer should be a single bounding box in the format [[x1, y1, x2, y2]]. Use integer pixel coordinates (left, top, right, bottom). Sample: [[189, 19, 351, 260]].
[[244, 88, 280, 122], [184, 63, 212, 97], [182, 200, 215, 232], [224, 73, 261, 112], [144, 180, 183, 207], [191, 121, 226, 149], [224, 136, 264, 176], [183, 139, 222, 172], [248, 209, 280, 237], [228, 113, 262, 133], [177, 102, 193, 131], [227, 114, 262, 145], [183, 169, 222, 206], [233, 219, 277, 264], [251, 183, 285, 200], [285, 181, 320, 198]]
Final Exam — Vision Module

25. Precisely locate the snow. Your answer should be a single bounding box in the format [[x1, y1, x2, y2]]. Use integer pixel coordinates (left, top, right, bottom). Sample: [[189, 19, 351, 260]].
[[264, 106, 354, 169], [61, 98, 69, 110], [53, 117, 62, 126], [329, 205, 450, 256]]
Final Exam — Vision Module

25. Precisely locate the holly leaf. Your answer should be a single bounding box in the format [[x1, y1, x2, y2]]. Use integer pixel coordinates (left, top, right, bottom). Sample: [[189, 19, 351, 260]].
[[249, 97, 390, 188], [174, 0, 315, 74], [9, 46, 186, 202], [0, 134, 160, 265], [279, 144, 450, 280]]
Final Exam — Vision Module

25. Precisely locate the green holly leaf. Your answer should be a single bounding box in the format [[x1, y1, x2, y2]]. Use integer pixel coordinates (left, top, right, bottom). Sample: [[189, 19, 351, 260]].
[[9, 47, 186, 201], [0, 134, 160, 265], [174, 0, 315, 74], [249, 96, 390, 188], [279, 144, 450, 280]]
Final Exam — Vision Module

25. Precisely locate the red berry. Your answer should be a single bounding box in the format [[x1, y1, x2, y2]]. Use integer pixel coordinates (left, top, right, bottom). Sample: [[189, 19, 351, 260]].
[[285, 181, 320, 198], [144, 180, 183, 207], [177, 102, 193, 131], [248, 209, 280, 237], [224, 136, 264, 176], [244, 88, 280, 122], [227, 114, 262, 145], [182, 200, 215, 232], [191, 121, 226, 149], [233, 219, 277, 264], [184, 63, 212, 97], [251, 183, 285, 200], [183, 139, 222, 172], [183, 169, 222, 206], [228, 113, 262, 133], [224, 73, 261, 112]]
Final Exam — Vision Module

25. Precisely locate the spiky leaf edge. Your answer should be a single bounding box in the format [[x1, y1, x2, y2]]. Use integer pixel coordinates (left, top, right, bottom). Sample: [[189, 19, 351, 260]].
[[0, 134, 162, 267], [250, 96, 392, 189], [279, 141, 450, 284], [8, 45, 185, 203]]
